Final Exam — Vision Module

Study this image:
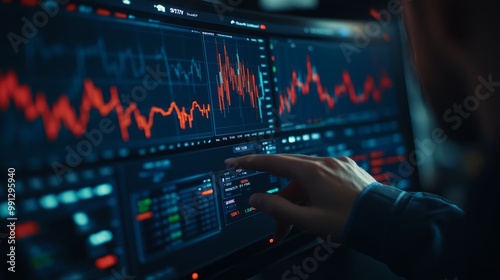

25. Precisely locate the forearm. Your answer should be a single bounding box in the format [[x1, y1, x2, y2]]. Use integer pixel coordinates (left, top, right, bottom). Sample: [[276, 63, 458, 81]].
[[343, 183, 466, 279]]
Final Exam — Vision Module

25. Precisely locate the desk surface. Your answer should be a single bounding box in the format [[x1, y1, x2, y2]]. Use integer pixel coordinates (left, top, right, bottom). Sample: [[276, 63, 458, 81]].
[[249, 245, 404, 280]]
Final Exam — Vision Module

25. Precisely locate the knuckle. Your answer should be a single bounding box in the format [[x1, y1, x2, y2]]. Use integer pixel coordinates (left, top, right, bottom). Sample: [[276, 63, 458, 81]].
[[339, 156, 358, 167], [337, 156, 352, 163], [306, 160, 325, 173], [320, 157, 338, 168]]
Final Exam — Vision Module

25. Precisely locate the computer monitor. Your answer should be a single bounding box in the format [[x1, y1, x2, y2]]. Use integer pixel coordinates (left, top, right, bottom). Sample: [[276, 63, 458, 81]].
[[0, 0, 418, 279]]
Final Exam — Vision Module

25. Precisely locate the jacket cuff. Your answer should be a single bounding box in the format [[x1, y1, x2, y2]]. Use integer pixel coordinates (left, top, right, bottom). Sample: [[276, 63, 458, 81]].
[[342, 182, 407, 255]]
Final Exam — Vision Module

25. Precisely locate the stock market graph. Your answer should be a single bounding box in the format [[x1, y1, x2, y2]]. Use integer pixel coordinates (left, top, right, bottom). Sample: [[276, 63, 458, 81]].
[[0, 1, 417, 279], [270, 39, 399, 130], [205, 36, 274, 135], [0, 70, 211, 142], [1, 20, 213, 140], [0, 12, 274, 169], [0, 18, 212, 166]]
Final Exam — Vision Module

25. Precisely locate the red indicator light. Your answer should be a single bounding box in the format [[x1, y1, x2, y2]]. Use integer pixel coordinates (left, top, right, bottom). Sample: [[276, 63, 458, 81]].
[[369, 8, 382, 20], [230, 211, 240, 217], [136, 211, 153, 221], [96, 8, 111, 17], [269, 238, 274, 244], [17, 221, 40, 239], [192, 272, 199, 280], [260, 24, 266, 30], [371, 159, 384, 166], [66, 3, 77, 12], [20, 0, 37, 7], [350, 154, 368, 161], [370, 151, 384, 158], [95, 254, 118, 270], [371, 167, 382, 174], [114, 12, 127, 19], [201, 189, 214, 196]]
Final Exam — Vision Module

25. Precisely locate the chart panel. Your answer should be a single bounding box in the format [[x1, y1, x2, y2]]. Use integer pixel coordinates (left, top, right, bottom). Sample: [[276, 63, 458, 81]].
[[0, 15, 213, 167], [0, 167, 125, 280], [270, 38, 399, 131], [132, 175, 220, 261], [217, 169, 279, 225], [204, 35, 274, 135]]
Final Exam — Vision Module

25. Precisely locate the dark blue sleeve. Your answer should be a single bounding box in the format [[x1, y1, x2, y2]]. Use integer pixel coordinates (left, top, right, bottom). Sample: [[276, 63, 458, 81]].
[[343, 183, 466, 280]]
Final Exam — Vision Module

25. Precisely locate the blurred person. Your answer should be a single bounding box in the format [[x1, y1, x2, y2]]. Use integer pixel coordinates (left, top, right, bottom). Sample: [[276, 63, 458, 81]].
[[225, 1, 500, 279]]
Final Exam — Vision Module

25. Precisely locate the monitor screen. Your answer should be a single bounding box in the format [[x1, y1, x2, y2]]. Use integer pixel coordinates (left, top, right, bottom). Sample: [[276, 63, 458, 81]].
[[0, 0, 418, 279]]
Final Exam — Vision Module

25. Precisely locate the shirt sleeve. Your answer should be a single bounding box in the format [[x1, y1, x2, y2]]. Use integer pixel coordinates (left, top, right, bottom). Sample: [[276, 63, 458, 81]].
[[342, 182, 466, 280]]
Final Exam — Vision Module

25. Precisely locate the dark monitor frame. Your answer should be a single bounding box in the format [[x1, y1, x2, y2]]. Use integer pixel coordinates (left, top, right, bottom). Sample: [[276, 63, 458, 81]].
[[0, 0, 420, 279]]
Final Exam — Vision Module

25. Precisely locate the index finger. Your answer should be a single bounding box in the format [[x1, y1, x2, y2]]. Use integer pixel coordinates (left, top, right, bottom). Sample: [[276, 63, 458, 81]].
[[224, 154, 314, 182]]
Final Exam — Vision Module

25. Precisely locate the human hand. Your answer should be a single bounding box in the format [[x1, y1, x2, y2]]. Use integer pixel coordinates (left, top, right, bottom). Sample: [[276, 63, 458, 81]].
[[224, 154, 376, 243]]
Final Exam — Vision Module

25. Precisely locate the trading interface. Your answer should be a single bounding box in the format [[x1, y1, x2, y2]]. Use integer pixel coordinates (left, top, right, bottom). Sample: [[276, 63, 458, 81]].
[[0, 1, 416, 279], [271, 38, 398, 130]]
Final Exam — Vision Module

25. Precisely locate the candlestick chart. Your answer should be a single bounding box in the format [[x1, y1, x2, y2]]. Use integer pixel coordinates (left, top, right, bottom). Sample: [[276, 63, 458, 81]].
[[204, 36, 273, 135], [270, 39, 399, 130]]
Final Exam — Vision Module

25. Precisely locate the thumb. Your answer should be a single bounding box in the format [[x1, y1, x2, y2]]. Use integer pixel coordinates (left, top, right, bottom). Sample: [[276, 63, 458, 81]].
[[249, 193, 312, 229]]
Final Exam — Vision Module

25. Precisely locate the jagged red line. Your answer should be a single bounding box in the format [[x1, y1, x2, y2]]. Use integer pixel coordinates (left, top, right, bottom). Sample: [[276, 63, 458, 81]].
[[0, 71, 211, 142], [216, 43, 260, 117], [278, 55, 393, 114]]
